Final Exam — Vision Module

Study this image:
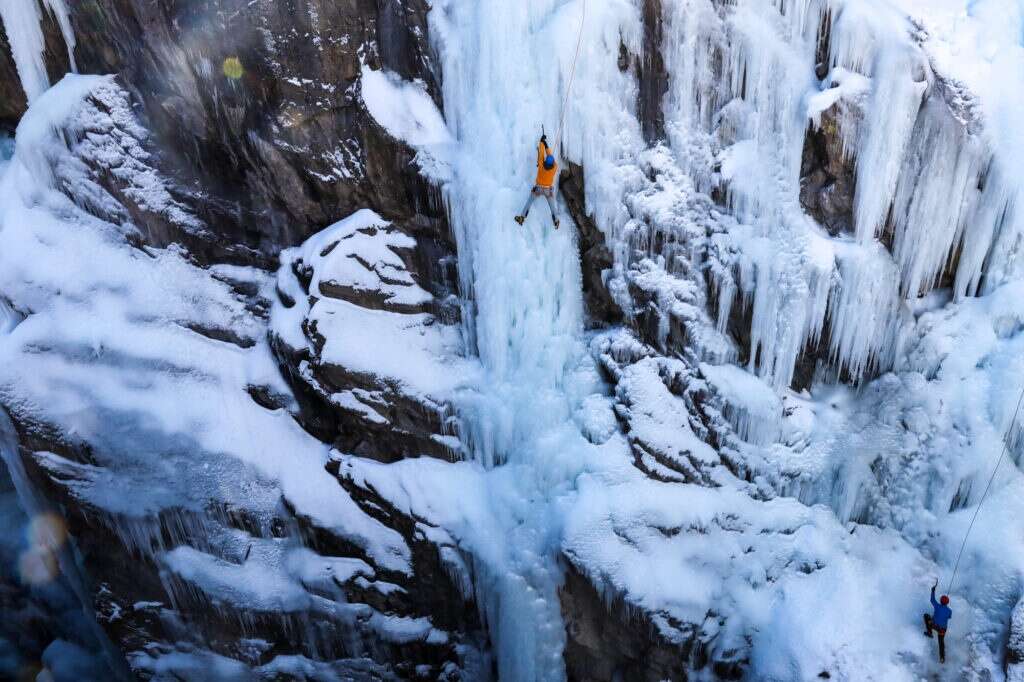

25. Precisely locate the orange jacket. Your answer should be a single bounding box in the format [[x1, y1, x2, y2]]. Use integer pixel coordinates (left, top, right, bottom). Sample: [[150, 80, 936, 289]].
[[535, 140, 558, 188]]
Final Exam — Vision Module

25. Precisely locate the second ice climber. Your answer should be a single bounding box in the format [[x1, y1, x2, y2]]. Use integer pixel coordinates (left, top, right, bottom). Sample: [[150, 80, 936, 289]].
[[515, 135, 560, 229], [924, 580, 952, 664]]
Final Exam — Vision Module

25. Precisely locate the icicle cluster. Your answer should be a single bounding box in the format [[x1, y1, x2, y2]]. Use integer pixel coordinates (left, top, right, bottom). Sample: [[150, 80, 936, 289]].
[[659, 0, 1021, 389], [0, 0, 76, 102]]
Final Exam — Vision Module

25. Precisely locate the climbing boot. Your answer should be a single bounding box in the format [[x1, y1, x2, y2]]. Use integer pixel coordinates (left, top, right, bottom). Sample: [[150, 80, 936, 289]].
[[514, 215, 525, 226], [553, 218, 560, 229]]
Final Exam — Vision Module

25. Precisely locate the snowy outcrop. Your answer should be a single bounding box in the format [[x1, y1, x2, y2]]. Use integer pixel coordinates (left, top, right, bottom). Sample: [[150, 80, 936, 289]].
[[271, 209, 476, 462], [0, 75, 486, 680]]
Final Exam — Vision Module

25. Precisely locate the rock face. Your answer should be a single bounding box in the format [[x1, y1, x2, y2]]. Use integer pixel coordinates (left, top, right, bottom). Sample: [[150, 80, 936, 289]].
[[559, 161, 622, 328], [559, 564, 691, 682], [637, 0, 668, 144], [1009, 596, 1024, 681], [0, 22, 27, 127], [799, 107, 856, 237], [10, 0, 446, 264], [0, 73, 485, 678]]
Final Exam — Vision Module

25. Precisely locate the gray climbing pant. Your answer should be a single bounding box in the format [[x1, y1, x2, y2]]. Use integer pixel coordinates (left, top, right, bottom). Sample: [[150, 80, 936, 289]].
[[924, 614, 947, 663], [520, 185, 557, 221]]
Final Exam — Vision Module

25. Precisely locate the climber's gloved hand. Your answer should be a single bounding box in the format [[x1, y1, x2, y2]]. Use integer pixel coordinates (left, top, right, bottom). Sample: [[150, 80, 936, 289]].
[[541, 134, 548, 145]]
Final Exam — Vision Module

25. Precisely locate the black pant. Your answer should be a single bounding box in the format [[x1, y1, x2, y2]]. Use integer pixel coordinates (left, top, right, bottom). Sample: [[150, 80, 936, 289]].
[[924, 614, 946, 662]]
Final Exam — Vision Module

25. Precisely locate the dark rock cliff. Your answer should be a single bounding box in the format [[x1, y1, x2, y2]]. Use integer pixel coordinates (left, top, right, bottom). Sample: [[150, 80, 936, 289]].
[[11, 0, 446, 264]]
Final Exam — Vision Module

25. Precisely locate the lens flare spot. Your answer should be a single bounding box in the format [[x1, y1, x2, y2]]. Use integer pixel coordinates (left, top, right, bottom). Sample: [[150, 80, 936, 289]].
[[27, 512, 67, 552], [223, 56, 244, 80], [18, 547, 57, 585]]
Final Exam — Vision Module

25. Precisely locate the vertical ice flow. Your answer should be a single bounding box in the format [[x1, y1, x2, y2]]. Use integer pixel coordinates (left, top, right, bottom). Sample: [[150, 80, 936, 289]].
[[428, 1, 641, 679]]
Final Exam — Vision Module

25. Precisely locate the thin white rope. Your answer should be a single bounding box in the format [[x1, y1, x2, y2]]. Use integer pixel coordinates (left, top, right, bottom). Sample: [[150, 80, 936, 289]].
[[554, 0, 586, 157], [946, 383, 1024, 593]]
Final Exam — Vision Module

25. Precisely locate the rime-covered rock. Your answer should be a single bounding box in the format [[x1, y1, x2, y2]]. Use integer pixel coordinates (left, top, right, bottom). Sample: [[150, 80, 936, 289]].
[[271, 209, 476, 463]]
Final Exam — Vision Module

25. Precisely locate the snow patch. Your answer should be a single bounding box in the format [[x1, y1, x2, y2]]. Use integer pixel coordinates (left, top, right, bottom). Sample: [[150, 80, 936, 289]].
[[360, 65, 451, 147]]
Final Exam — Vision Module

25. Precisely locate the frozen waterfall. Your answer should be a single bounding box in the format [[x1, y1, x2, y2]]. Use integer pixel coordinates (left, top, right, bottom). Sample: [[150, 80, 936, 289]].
[[428, 1, 641, 678]]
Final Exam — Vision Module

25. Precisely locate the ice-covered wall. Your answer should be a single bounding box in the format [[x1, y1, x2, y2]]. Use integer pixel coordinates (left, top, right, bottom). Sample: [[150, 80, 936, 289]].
[[427, 0, 1024, 677]]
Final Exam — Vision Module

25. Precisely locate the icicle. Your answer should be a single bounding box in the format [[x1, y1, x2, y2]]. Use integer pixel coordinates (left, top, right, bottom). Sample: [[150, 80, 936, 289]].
[[655, 0, 1024, 390], [712, 266, 737, 335], [826, 241, 904, 380], [962, 160, 1021, 299], [848, 46, 928, 243], [42, 0, 75, 68], [0, 0, 77, 103], [739, 226, 833, 391], [662, 0, 731, 136], [888, 97, 986, 298]]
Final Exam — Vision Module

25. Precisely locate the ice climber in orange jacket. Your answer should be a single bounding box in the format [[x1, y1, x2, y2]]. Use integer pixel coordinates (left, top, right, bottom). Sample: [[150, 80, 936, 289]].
[[514, 135, 560, 229]]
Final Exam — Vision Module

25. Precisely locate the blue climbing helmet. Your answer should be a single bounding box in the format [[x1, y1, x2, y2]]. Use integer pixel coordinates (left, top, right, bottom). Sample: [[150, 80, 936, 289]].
[[544, 154, 556, 170]]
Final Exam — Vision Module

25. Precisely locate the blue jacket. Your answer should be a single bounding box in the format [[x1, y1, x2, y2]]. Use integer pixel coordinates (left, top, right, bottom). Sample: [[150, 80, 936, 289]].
[[931, 589, 952, 630]]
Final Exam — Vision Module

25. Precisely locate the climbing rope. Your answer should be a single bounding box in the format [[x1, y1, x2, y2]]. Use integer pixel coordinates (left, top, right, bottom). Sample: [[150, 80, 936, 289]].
[[945, 382, 1024, 593], [553, 0, 587, 157]]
